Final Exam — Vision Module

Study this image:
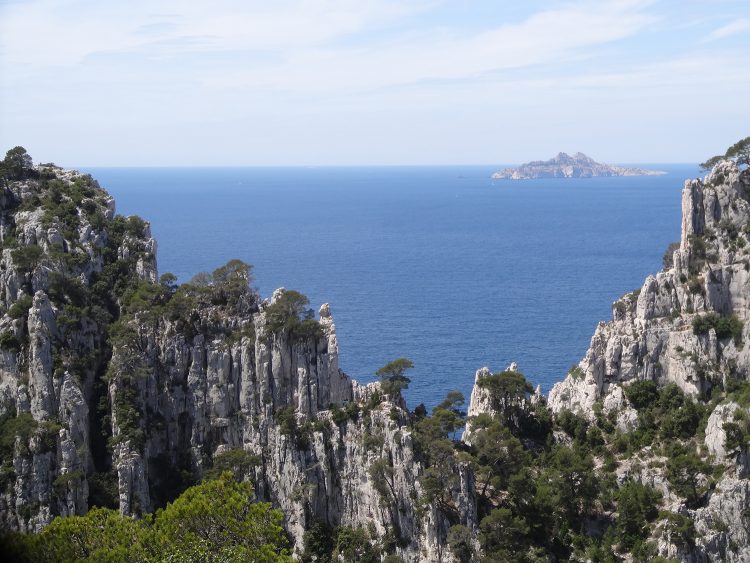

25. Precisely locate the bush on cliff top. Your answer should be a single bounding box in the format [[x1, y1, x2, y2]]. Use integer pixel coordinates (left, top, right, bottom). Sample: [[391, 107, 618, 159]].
[[0, 146, 35, 180], [263, 289, 322, 339]]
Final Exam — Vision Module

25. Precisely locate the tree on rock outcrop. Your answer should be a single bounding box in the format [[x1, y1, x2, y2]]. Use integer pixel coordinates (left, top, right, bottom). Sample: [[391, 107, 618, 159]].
[[700, 136, 750, 170], [263, 289, 321, 338], [477, 369, 534, 433], [725, 137, 750, 166], [0, 146, 35, 180], [376, 357, 414, 395]]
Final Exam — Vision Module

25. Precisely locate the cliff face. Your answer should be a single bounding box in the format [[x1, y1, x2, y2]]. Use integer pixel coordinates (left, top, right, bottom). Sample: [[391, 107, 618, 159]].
[[548, 160, 750, 562], [0, 165, 476, 560], [549, 161, 749, 414], [106, 291, 474, 559], [0, 167, 156, 533]]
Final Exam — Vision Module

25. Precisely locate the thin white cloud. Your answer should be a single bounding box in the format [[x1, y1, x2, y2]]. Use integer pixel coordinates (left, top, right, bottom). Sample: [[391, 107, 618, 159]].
[[0, 0, 436, 66], [703, 17, 750, 41], [1, 0, 748, 165]]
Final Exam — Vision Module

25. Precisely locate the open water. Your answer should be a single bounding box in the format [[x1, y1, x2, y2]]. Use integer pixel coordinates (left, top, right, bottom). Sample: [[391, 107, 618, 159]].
[[81, 164, 696, 409]]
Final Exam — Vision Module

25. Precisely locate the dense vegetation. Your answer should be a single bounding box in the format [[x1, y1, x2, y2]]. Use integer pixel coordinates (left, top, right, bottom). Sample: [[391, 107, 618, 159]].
[[0, 473, 291, 562], [410, 368, 748, 562], [0, 146, 35, 181], [280, 361, 750, 562]]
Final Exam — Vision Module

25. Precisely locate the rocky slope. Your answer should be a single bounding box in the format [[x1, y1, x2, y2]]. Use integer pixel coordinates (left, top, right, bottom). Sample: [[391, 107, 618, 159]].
[[492, 152, 666, 179], [548, 160, 750, 561]]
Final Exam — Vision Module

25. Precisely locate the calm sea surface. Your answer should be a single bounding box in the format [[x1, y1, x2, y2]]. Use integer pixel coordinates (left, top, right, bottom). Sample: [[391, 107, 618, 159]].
[[81, 165, 696, 409]]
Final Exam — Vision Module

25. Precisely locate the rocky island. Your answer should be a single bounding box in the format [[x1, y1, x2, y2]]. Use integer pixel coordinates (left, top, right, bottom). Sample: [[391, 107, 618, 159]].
[[0, 144, 749, 562], [492, 152, 666, 179]]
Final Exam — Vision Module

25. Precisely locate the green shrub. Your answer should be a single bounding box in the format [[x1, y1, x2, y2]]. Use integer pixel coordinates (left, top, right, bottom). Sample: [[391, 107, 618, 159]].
[[204, 448, 260, 482], [661, 400, 702, 440], [568, 365, 585, 380], [557, 409, 589, 442], [37, 421, 61, 452], [124, 216, 146, 238], [665, 445, 712, 508], [447, 524, 475, 563], [88, 471, 119, 509], [659, 511, 695, 547], [362, 431, 384, 452], [726, 379, 750, 407], [264, 290, 322, 339], [333, 527, 378, 563], [0, 331, 20, 352], [52, 470, 83, 495], [624, 380, 659, 410], [615, 480, 661, 550], [302, 520, 336, 563], [692, 313, 743, 345], [11, 245, 43, 273], [657, 384, 686, 411], [275, 406, 297, 437], [109, 384, 145, 450], [723, 421, 749, 452], [0, 413, 37, 458], [3, 475, 292, 562], [331, 402, 359, 425]]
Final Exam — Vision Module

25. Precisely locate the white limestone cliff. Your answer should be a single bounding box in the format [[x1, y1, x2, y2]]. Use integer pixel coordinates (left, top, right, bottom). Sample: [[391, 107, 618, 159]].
[[549, 161, 750, 415]]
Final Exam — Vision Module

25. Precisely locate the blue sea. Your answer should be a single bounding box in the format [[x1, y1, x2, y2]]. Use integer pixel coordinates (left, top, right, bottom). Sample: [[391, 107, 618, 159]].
[[81, 165, 696, 410]]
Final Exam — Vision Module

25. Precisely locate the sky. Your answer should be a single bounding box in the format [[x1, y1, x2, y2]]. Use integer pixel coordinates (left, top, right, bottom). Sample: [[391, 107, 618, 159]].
[[0, 0, 748, 166]]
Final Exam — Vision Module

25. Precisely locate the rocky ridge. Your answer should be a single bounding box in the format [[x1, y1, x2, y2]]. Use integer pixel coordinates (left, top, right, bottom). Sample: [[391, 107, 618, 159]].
[[492, 152, 666, 180], [0, 164, 476, 560], [547, 160, 750, 561]]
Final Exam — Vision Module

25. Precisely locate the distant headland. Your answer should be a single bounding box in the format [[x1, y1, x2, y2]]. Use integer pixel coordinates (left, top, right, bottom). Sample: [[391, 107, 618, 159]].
[[492, 152, 667, 180]]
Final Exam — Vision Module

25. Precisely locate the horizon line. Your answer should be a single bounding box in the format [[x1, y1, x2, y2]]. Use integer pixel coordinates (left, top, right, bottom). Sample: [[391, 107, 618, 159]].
[[71, 162, 699, 169]]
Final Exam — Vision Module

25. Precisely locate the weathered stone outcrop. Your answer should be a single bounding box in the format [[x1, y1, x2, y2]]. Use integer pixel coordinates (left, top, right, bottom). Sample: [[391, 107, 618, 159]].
[[547, 160, 750, 562], [104, 284, 476, 559], [549, 161, 750, 415], [462, 362, 526, 445], [0, 166, 156, 532]]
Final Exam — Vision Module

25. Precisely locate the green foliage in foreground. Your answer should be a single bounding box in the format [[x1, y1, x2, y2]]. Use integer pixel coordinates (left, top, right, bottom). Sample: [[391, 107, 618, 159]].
[[0, 473, 291, 562]]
